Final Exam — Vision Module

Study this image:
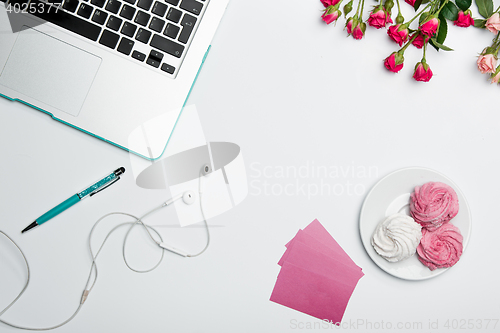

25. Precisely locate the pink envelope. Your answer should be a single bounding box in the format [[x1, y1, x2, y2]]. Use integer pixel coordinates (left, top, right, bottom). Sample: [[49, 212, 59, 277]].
[[270, 262, 356, 324], [283, 221, 361, 271], [279, 230, 362, 272], [278, 240, 364, 285]]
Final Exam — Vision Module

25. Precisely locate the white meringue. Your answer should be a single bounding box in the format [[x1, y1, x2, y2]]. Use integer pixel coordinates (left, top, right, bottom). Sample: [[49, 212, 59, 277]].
[[371, 213, 422, 262]]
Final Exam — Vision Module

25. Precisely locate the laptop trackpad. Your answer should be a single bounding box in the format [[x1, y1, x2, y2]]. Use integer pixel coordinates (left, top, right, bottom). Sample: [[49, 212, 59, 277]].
[[0, 29, 101, 117]]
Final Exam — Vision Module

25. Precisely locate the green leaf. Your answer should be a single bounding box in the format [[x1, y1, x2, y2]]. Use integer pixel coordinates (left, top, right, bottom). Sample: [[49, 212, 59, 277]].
[[456, 0, 472, 11], [474, 18, 486, 27], [431, 38, 454, 51], [437, 14, 448, 44], [476, 0, 493, 18], [441, 2, 459, 21], [419, 12, 430, 24], [414, 0, 423, 11]]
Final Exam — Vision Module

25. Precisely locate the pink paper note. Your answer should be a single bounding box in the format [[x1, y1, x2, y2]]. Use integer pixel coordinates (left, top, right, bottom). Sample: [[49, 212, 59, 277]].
[[278, 240, 364, 284], [279, 230, 362, 271], [270, 262, 356, 324], [280, 219, 361, 269]]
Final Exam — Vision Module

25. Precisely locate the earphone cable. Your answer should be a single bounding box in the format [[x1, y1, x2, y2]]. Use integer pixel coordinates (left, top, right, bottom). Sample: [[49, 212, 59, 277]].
[[0, 170, 210, 330]]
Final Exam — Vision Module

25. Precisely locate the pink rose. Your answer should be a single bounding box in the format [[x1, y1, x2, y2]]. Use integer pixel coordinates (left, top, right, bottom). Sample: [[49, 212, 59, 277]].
[[420, 17, 439, 36], [404, 0, 416, 6], [346, 18, 354, 34], [491, 67, 500, 83], [411, 32, 430, 49], [485, 13, 500, 33], [321, 0, 341, 7], [453, 10, 474, 27], [410, 182, 459, 231], [352, 22, 366, 39], [367, 7, 392, 28], [412, 61, 433, 82], [384, 51, 404, 73], [322, 6, 341, 24], [417, 224, 463, 271], [387, 24, 409, 46], [477, 53, 497, 74]]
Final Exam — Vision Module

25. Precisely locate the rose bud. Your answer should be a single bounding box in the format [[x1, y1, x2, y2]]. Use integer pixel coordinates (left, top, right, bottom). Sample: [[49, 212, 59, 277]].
[[411, 32, 430, 49], [490, 66, 500, 83], [404, 0, 416, 6], [384, 51, 404, 73], [485, 13, 500, 34], [343, 0, 353, 17], [387, 24, 409, 46], [322, 5, 341, 24], [477, 49, 498, 74], [413, 61, 433, 82], [384, 0, 394, 12], [420, 16, 439, 36], [368, 6, 393, 28], [453, 10, 474, 27], [352, 21, 366, 39], [346, 17, 355, 34], [321, 0, 341, 7]]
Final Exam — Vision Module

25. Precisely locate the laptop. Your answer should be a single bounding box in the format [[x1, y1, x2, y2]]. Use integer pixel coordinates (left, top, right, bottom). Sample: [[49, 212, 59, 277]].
[[0, 0, 228, 159]]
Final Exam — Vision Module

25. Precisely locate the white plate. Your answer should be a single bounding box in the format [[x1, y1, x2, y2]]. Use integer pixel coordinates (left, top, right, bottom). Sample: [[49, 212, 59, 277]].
[[359, 167, 471, 280]]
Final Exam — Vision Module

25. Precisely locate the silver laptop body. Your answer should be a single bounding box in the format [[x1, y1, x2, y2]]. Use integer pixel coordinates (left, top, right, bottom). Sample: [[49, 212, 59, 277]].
[[0, 0, 228, 159]]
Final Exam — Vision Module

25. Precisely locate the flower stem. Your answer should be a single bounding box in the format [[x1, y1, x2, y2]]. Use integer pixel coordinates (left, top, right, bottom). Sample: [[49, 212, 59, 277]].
[[435, 0, 448, 15], [406, 3, 433, 25], [355, 0, 362, 16], [395, 0, 401, 16], [423, 42, 427, 61], [400, 33, 419, 53], [360, 0, 365, 19]]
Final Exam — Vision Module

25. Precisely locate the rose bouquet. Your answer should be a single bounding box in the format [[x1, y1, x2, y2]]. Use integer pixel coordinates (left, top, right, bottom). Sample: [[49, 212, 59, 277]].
[[321, 0, 500, 83]]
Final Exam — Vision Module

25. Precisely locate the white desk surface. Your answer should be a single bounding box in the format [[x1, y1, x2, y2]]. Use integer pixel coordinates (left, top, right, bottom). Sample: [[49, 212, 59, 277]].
[[1, 0, 500, 332]]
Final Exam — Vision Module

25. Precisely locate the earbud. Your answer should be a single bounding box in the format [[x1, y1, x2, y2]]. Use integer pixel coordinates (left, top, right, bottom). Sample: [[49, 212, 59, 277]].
[[163, 190, 196, 206], [182, 190, 196, 205], [202, 164, 212, 176]]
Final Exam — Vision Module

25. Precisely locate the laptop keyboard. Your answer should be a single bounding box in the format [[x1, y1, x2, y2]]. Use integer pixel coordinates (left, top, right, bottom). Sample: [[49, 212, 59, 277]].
[[5, 0, 207, 77]]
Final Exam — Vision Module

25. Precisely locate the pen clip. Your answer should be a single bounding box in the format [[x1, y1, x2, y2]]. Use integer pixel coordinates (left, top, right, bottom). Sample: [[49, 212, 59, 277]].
[[90, 177, 120, 197]]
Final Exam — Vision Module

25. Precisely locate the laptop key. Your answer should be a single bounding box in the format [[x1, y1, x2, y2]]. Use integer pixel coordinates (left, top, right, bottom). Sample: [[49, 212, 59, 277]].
[[178, 13, 196, 43], [122, 0, 134, 4], [92, 9, 108, 24], [136, 0, 152, 10], [135, 28, 152, 43], [90, 0, 105, 7], [106, 16, 123, 31], [134, 11, 150, 26], [164, 0, 178, 5], [146, 50, 163, 67], [150, 34, 184, 58], [77, 3, 93, 19], [117, 37, 135, 55], [121, 22, 137, 37], [119, 4, 135, 20], [160, 63, 175, 74], [179, 0, 202, 16], [163, 23, 180, 39], [99, 29, 120, 49], [62, 0, 80, 12], [28, 0, 102, 41], [149, 17, 165, 32], [132, 50, 146, 61], [105, 0, 121, 13], [151, 1, 167, 17], [166, 8, 182, 23]]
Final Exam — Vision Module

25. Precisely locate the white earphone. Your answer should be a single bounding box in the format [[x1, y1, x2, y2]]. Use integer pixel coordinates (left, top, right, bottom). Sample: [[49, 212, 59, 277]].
[[0, 163, 214, 331]]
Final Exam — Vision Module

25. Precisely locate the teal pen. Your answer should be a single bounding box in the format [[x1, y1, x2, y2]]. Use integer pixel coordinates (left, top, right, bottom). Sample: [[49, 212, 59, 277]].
[[21, 167, 125, 233]]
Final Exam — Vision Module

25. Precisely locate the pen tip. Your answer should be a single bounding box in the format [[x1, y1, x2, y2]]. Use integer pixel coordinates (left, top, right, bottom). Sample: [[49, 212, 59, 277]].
[[21, 221, 38, 234]]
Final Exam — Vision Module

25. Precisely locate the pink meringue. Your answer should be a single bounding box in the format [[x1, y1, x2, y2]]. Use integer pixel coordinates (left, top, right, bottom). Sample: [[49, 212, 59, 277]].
[[410, 182, 459, 231], [417, 223, 463, 270]]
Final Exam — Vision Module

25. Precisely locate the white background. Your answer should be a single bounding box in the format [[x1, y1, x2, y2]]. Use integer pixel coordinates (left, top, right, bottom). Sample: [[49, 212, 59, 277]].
[[1, 0, 500, 332]]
